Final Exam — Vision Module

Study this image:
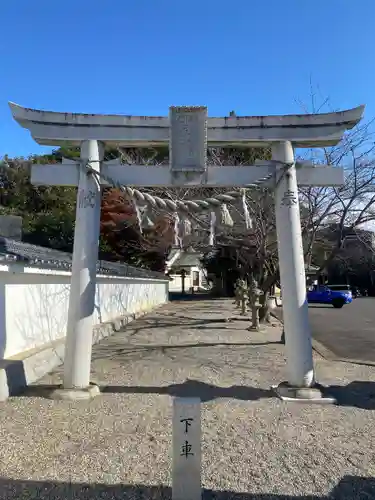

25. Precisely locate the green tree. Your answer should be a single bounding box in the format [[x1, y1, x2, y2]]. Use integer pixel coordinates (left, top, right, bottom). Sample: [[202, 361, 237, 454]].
[[0, 154, 76, 251]]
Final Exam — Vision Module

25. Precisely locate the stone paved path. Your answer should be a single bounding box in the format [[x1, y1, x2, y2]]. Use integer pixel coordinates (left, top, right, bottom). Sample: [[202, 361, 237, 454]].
[[1, 298, 375, 499]]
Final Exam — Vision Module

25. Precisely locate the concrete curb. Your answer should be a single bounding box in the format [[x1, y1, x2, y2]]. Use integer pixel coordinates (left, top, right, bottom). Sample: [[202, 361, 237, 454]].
[[0, 304, 163, 402]]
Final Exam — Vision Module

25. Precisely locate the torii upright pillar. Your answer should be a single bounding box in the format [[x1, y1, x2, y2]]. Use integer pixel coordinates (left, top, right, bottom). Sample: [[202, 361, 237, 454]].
[[273, 142, 315, 394], [63, 140, 103, 395]]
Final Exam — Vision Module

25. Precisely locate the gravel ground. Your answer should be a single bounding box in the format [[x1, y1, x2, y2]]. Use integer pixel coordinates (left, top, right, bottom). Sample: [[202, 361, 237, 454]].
[[0, 298, 375, 499]]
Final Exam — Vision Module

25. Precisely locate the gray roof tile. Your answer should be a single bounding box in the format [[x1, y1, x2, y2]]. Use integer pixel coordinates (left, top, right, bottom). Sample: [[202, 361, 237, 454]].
[[0, 237, 166, 280]]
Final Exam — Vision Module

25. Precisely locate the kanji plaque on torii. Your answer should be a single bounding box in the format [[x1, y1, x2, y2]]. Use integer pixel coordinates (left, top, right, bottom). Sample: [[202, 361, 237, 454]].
[[169, 106, 207, 173]]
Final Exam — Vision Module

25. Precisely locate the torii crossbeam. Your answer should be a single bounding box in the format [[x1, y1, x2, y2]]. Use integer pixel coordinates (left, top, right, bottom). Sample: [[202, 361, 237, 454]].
[[9, 102, 365, 402]]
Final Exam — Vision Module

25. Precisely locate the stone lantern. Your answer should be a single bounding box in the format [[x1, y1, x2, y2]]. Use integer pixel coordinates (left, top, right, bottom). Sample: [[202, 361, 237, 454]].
[[248, 277, 263, 331], [234, 278, 249, 315], [233, 279, 242, 307]]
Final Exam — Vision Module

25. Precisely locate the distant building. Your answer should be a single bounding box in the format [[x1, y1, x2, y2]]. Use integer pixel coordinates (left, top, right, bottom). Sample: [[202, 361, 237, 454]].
[[165, 247, 208, 293], [305, 264, 326, 286], [343, 228, 375, 252]]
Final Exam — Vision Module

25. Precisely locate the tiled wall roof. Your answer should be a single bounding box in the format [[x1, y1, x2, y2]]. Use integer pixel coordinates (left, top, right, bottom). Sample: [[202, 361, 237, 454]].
[[0, 237, 166, 280]]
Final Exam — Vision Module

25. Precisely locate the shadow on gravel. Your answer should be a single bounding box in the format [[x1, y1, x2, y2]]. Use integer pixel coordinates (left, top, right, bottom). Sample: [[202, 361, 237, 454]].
[[324, 380, 375, 410], [121, 317, 236, 333], [103, 339, 278, 353], [101, 378, 274, 403], [169, 293, 217, 302], [0, 475, 374, 499], [20, 379, 274, 402], [90, 340, 281, 362]]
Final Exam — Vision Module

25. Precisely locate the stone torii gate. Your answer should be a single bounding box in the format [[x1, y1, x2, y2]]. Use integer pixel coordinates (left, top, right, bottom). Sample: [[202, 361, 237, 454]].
[[9, 102, 365, 401]]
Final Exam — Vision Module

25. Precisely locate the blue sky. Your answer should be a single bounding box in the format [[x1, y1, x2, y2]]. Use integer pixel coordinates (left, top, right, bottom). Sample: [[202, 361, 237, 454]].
[[1, 0, 374, 158]]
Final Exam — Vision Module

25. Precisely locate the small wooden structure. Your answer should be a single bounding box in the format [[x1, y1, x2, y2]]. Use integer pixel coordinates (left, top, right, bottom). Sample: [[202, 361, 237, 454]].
[[166, 247, 206, 293]]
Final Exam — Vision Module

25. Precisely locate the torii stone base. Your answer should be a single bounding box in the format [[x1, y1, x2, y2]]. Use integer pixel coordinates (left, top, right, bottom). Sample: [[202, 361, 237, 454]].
[[272, 382, 336, 404], [48, 383, 100, 401]]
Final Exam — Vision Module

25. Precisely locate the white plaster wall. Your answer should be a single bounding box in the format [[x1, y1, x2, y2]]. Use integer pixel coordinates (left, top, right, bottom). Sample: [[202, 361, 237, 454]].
[[0, 264, 168, 359]]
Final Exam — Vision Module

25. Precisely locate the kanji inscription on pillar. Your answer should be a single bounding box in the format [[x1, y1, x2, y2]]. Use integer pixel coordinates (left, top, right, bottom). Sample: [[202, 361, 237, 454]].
[[78, 188, 99, 209], [281, 189, 298, 207], [172, 397, 201, 500], [170, 106, 207, 172]]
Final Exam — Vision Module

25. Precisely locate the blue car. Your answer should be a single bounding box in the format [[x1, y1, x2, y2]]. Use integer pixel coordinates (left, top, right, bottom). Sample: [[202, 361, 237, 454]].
[[307, 285, 353, 308]]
